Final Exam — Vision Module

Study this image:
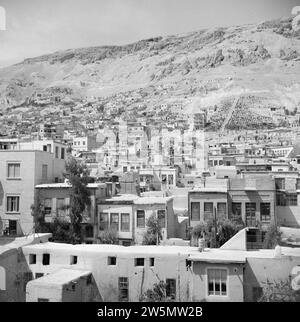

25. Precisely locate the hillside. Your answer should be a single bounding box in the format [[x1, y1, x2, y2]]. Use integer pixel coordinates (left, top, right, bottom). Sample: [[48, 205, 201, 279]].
[[1, 15, 300, 131]]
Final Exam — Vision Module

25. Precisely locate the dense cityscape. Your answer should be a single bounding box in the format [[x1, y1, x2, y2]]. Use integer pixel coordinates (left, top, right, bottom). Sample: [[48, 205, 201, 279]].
[[0, 1, 300, 304]]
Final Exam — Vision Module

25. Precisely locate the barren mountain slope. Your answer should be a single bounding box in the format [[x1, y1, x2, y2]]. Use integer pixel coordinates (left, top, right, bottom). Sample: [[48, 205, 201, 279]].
[[0, 15, 300, 129]]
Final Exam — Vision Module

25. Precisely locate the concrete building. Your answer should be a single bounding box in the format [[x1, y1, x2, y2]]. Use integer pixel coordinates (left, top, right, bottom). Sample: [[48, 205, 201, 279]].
[[0, 150, 65, 236], [189, 179, 228, 229], [228, 175, 276, 231], [72, 135, 98, 153], [35, 182, 107, 243], [1, 229, 300, 302], [97, 194, 176, 245], [0, 138, 68, 160], [26, 268, 100, 302]]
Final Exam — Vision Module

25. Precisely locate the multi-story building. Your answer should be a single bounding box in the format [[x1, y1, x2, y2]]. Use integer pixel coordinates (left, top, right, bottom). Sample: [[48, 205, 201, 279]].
[[0, 150, 65, 236], [97, 194, 176, 245], [189, 179, 228, 229], [35, 182, 107, 243], [72, 135, 98, 153], [228, 175, 276, 231]]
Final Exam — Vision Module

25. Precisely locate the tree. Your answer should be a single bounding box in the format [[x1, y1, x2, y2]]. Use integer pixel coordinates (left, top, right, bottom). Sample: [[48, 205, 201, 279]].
[[142, 213, 163, 245], [141, 281, 174, 302], [31, 203, 72, 243], [258, 279, 300, 302], [98, 228, 118, 244], [191, 218, 244, 248], [31, 202, 47, 233], [263, 223, 282, 249], [64, 156, 92, 244]]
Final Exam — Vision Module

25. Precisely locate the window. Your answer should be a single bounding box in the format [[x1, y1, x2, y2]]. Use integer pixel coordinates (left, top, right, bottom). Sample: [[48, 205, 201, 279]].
[[168, 175, 174, 185], [55, 146, 59, 158], [6, 196, 20, 212], [186, 260, 192, 270], [85, 225, 93, 238], [136, 210, 145, 228], [29, 254, 36, 265], [42, 253, 50, 266], [166, 279, 176, 299], [276, 192, 286, 206], [8, 220, 17, 235], [246, 203, 256, 227], [275, 178, 285, 190], [35, 273, 44, 279], [287, 193, 298, 206], [207, 269, 227, 296], [157, 210, 166, 228], [43, 145, 47, 151], [149, 258, 155, 267], [296, 179, 300, 190], [108, 257, 117, 266], [260, 203, 271, 222], [110, 213, 119, 231], [121, 213, 130, 232], [162, 175, 167, 184], [61, 148, 65, 159], [42, 164, 48, 181], [191, 202, 200, 221], [70, 255, 77, 265], [204, 202, 213, 221], [118, 277, 129, 302], [135, 258, 144, 267], [56, 198, 65, 217], [231, 202, 241, 218], [217, 203, 226, 219], [7, 163, 20, 178], [99, 213, 109, 231], [43, 199, 52, 216]]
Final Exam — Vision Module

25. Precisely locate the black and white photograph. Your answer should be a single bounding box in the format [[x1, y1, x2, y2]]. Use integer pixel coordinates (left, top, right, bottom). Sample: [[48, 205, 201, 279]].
[[0, 0, 300, 310]]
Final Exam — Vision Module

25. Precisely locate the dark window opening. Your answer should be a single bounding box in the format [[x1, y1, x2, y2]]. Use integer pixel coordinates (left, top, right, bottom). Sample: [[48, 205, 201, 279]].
[[166, 279, 176, 299], [29, 254, 36, 264], [134, 258, 144, 267], [149, 258, 155, 267], [42, 253, 50, 266], [70, 255, 77, 265], [108, 256, 117, 266]]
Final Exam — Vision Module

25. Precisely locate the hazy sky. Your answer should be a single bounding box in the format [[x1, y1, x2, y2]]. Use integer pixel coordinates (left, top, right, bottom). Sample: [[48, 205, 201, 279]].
[[0, 0, 299, 67]]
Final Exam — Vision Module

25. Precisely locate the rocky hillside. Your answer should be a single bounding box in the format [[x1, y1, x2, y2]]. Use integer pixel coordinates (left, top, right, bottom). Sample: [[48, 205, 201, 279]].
[[1, 15, 300, 130]]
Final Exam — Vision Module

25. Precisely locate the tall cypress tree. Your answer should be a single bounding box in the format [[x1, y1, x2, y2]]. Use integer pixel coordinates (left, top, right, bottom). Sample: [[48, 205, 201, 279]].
[[65, 156, 91, 244]]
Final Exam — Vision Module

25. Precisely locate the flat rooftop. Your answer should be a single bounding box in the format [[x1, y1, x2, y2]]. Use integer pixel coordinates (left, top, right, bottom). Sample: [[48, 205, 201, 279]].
[[27, 268, 91, 286], [22, 243, 300, 261]]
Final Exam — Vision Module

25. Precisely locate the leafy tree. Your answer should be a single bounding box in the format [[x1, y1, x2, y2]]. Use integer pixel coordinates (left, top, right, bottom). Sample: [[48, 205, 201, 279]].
[[258, 279, 300, 302], [31, 203, 72, 243], [142, 213, 163, 245], [31, 202, 47, 233], [64, 156, 92, 244], [98, 228, 118, 244], [141, 281, 174, 302], [263, 223, 282, 249], [191, 218, 244, 248]]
